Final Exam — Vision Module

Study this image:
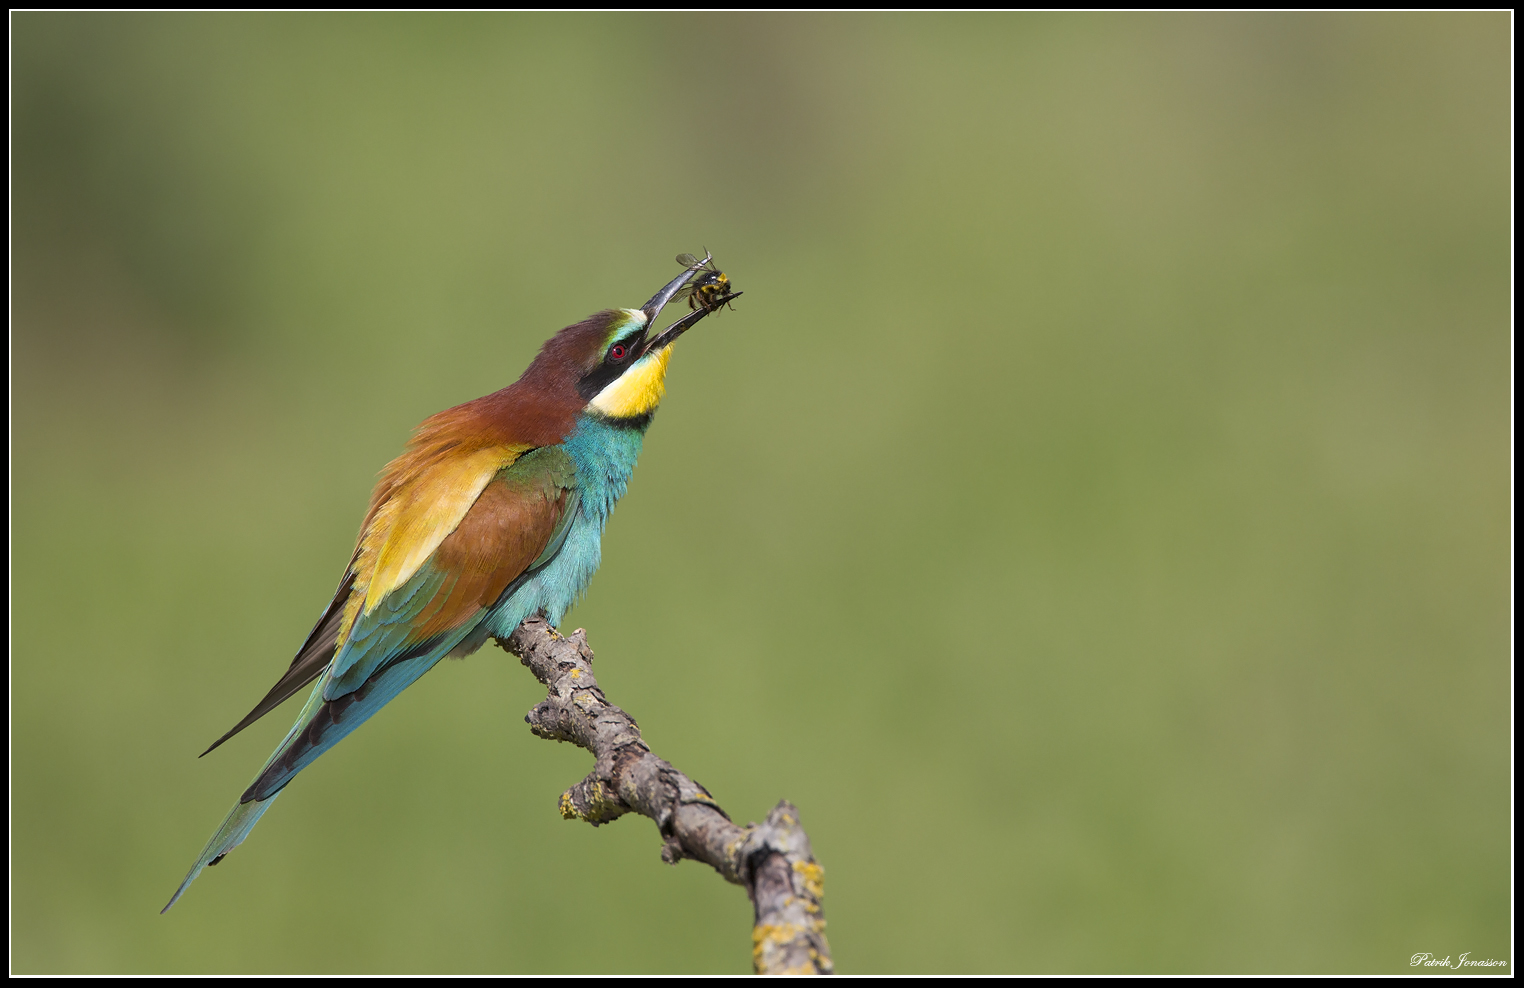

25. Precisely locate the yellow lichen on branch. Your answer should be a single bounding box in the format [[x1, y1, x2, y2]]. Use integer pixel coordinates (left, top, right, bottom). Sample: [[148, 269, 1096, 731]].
[[499, 618, 834, 975], [793, 861, 825, 901]]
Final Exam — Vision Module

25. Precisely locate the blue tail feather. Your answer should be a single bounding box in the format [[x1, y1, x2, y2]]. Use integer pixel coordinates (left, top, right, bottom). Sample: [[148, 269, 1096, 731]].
[[162, 792, 281, 913], [163, 628, 469, 912], [248, 642, 464, 801]]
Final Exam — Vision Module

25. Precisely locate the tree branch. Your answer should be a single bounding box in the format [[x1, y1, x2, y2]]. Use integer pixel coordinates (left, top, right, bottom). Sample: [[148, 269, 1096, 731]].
[[496, 617, 833, 976]]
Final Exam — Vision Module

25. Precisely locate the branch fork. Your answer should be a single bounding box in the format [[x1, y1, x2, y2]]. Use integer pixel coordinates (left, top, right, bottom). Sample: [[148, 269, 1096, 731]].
[[497, 617, 833, 975]]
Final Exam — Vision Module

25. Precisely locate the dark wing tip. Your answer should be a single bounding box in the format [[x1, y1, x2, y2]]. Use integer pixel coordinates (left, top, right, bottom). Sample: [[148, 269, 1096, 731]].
[[198, 569, 355, 756], [199, 725, 245, 758]]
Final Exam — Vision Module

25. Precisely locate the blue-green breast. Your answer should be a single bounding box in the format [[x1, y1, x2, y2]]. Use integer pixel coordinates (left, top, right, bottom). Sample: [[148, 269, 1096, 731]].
[[482, 412, 650, 637]]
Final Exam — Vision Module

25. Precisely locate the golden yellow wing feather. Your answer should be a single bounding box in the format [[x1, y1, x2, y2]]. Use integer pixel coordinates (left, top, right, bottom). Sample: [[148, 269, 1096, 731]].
[[338, 443, 528, 647]]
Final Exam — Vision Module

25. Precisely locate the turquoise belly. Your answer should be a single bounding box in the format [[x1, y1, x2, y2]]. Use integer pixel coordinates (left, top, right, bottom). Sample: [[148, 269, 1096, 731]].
[[482, 412, 647, 640]]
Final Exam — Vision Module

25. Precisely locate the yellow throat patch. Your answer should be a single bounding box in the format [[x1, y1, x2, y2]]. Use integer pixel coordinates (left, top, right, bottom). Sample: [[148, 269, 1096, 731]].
[[589, 343, 674, 420]]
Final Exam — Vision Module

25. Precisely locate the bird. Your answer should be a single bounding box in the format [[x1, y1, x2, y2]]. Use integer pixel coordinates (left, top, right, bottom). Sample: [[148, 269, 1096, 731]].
[[163, 257, 740, 912]]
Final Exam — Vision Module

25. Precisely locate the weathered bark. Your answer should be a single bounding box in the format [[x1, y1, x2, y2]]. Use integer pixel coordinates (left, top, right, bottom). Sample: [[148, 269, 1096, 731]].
[[497, 617, 833, 976]]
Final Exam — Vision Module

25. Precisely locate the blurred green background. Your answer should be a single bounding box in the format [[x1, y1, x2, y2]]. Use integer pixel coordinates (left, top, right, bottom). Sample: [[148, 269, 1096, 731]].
[[10, 12, 1510, 975]]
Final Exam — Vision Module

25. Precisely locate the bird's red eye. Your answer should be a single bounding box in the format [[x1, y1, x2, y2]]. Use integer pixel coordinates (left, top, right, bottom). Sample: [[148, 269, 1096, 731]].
[[610, 344, 627, 361]]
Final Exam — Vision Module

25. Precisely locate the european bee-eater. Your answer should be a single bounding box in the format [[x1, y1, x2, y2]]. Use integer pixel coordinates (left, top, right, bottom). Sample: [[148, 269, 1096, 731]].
[[164, 258, 736, 912]]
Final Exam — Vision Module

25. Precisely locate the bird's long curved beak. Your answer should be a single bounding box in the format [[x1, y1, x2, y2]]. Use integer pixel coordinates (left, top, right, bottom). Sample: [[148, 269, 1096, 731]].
[[640, 253, 709, 325], [638, 252, 741, 357], [642, 290, 742, 355]]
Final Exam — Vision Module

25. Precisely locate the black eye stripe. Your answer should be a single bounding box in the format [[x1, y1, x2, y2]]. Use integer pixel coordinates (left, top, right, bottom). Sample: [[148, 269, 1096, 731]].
[[577, 328, 644, 401]]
